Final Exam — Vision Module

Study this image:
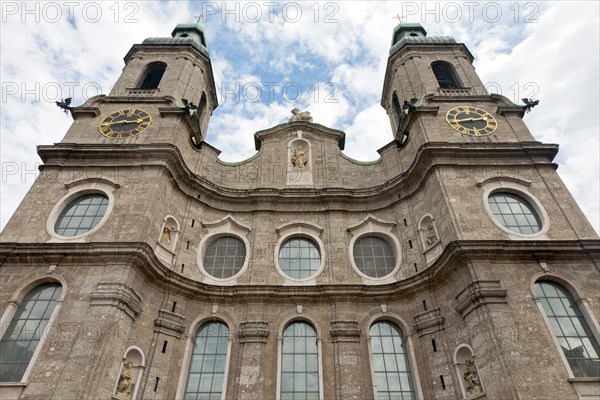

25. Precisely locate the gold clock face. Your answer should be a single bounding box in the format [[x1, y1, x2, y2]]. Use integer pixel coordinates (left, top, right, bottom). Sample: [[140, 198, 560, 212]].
[[99, 109, 152, 139], [446, 106, 497, 137]]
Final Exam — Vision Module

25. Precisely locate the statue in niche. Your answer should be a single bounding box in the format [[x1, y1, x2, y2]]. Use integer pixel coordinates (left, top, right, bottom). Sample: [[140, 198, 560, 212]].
[[463, 358, 483, 396], [116, 361, 135, 398], [291, 149, 308, 169], [425, 221, 438, 246], [160, 226, 173, 246], [289, 108, 313, 122]]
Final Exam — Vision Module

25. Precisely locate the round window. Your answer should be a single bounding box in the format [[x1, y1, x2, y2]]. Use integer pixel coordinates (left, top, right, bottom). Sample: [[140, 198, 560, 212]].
[[353, 236, 396, 278], [488, 192, 542, 234], [278, 237, 321, 279], [54, 193, 109, 237], [202, 236, 246, 279]]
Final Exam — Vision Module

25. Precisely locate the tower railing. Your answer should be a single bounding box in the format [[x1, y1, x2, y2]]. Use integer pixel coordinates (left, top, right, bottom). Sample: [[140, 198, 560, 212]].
[[126, 88, 160, 97], [437, 87, 473, 96]]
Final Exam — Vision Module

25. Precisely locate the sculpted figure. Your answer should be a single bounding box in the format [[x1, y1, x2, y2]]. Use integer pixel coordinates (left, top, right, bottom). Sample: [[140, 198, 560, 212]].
[[116, 361, 134, 398], [464, 358, 483, 396], [425, 222, 437, 246], [289, 108, 313, 122], [291, 149, 308, 169], [160, 226, 172, 246]]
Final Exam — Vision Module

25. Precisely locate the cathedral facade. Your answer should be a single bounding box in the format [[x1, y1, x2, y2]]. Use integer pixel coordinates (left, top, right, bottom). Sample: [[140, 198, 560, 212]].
[[1, 23, 599, 400]]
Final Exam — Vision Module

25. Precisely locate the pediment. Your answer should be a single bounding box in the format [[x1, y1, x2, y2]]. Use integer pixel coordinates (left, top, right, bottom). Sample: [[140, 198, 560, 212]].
[[254, 121, 345, 150]]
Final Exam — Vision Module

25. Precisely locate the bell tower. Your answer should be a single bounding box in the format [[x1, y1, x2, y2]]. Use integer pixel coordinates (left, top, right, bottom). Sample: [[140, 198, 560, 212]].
[[381, 22, 533, 169], [60, 23, 218, 162], [109, 24, 213, 103]]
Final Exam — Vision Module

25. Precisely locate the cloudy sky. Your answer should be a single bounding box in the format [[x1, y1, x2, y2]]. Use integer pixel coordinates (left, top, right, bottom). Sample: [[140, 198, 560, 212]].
[[1, 1, 598, 233]]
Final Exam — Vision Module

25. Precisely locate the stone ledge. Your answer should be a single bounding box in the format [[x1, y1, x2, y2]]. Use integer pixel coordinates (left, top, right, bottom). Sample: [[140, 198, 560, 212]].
[[90, 282, 142, 320], [414, 308, 445, 336], [568, 377, 600, 400], [1, 240, 598, 301], [455, 280, 507, 319], [35, 141, 560, 208], [154, 308, 186, 338], [0, 382, 27, 400], [461, 392, 486, 400]]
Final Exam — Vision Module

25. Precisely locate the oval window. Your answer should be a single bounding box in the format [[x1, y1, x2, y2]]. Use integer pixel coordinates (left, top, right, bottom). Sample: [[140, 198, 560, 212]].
[[54, 193, 109, 237]]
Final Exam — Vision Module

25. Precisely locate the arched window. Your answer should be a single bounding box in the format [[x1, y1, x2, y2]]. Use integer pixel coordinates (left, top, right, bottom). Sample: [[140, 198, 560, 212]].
[[392, 92, 402, 125], [198, 93, 207, 119], [431, 61, 461, 89], [369, 320, 415, 399], [0, 283, 62, 382], [183, 321, 230, 398], [534, 281, 600, 377], [280, 321, 320, 399], [138, 62, 166, 90]]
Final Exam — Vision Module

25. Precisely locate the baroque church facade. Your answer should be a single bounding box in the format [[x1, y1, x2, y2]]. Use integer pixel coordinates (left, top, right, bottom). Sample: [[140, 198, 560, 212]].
[[1, 22, 599, 400]]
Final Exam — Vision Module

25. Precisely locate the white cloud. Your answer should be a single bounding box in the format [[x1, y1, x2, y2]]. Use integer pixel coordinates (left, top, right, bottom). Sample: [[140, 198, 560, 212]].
[[1, 1, 598, 234]]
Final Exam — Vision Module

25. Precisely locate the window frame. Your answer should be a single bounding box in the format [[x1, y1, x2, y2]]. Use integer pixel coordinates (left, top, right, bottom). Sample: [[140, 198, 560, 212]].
[[365, 314, 423, 400], [137, 62, 167, 90], [53, 193, 109, 238], [0, 276, 66, 386], [200, 235, 248, 280], [479, 177, 550, 239], [175, 316, 234, 400], [487, 192, 542, 235], [431, 61, 462, 89], [277, 236, 322, 281], [46, 178, 118, 242], [274, 222, 326, 284], [352, 235, 398, 279], [348, 216, 402, 284], [197, 215, 251, 285], [276, 317, 324, 400], [530, 273, 600, 379]]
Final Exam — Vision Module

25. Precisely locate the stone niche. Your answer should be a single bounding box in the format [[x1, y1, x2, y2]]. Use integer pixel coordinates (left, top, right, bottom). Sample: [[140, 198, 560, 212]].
[[287, 136, 313, 185], [418, 214, 442, 265], [112, 346, 145, 400], [155, 215, 180, 265], [453, 345, 485, 400]]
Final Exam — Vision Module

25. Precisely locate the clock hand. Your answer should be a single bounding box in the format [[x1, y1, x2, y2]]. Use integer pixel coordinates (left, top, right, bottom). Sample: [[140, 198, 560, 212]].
[[101, 118, 144, 126], [451, 116, 487, 123]]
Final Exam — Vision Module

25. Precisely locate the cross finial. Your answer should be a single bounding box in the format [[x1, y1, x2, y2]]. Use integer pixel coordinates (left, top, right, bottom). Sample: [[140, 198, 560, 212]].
[[392, 14, 405, 23], [195, 14, 203, 23]]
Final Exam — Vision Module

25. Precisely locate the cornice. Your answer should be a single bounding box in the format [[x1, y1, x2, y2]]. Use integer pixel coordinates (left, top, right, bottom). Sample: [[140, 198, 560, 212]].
[[36, 142, 559, 211], [1, 240, 598, 302]]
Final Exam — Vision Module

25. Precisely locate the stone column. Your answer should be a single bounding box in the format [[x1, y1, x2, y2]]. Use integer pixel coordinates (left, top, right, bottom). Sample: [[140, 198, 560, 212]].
[[330, 320, 364, 400], [234, 321, 270, 400]]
